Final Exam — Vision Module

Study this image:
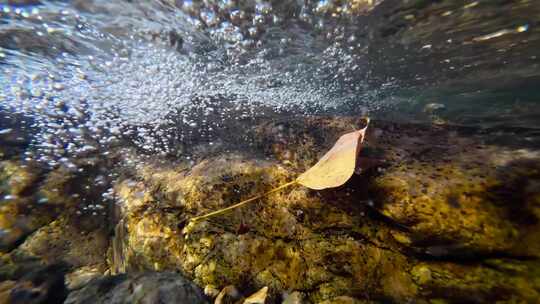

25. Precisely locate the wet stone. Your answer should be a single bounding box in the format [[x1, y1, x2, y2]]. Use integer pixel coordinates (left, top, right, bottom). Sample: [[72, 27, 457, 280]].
[[4, 264, 67, 304], [64, 272, 209, 304], [0, 161, 56, 252], [369, 134, 540, 258], [108, 117, 540, 303], [12, 213, 109, 273]]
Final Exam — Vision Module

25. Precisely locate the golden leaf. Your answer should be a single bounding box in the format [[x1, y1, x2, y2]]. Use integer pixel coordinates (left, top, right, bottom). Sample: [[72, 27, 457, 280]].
[[297, 119, 369, 190], [189, 117, 370, 222]]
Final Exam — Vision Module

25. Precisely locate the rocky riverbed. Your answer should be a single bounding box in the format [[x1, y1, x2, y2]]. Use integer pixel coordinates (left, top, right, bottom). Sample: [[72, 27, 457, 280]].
[[1, 116, 539, 303]]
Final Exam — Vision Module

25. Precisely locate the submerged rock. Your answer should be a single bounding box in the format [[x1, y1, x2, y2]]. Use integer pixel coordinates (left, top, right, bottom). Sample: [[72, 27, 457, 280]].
[[214, 285, 242, 304], [282, 291, 304, 304], [0, 156, 115, 303], [3, 264, 67, 304], [64, 272, 208, 304], [0, 161, 56, 252], [0, 160, 111, 280], [368, 124, 540, 258], [65, 265, 103, 290], [318, 296, 373, 304], [12, 213, 109, 274], [109, 117, 540, 303], [1, 116, 538, 303]]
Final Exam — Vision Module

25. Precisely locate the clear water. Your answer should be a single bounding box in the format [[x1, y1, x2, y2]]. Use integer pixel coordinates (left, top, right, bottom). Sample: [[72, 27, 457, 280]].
[[2, 0, 538, 165], [1, 0, 540, 301]]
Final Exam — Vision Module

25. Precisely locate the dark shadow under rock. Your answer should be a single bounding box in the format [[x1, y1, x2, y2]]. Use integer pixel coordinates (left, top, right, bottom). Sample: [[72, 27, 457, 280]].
[[4, 263, 68, 304], [64, 272, 209, 304]]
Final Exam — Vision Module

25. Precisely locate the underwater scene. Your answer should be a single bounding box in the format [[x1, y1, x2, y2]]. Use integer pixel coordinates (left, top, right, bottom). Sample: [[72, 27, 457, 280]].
[[1, 0, 540, 303]]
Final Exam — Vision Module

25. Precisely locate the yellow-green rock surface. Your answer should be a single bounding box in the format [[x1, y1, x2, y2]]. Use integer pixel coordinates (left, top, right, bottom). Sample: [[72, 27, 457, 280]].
[[0, 161, 56, 252], [109, 117, 540, 303]]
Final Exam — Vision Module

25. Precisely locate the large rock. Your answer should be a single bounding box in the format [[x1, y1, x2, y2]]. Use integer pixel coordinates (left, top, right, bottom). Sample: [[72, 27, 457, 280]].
[[367, 122, 540, 258], [0, 157, 114, 298], [109, 117, 540, 303], [0, 158, 111, 253], [2, 116, 537, 303], [64, 272, 208, 304], [12, 213, 109, 273]]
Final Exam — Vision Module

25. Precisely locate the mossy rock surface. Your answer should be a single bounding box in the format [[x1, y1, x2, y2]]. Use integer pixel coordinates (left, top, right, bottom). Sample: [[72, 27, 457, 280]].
[[0, 161, 56, 252], [110, 117, 540, 303], [367, 124, 540, 258], [0, 156, 114, 294], [12, 213, 109, 271], [0, 159, 113, 253], [2, 116, 538, 303]]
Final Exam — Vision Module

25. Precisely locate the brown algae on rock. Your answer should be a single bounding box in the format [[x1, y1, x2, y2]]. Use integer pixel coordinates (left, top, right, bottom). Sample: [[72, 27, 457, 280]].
[[1, 117, 539, 303], [113, 155, 408, 302], [107, 117, 540, 302], [0, 161, 56, 252]]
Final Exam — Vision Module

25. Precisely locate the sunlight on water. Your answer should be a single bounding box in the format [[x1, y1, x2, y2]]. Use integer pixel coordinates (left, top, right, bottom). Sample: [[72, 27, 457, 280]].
[[1, 0, 540, 167], [0, 0, 395, 166]]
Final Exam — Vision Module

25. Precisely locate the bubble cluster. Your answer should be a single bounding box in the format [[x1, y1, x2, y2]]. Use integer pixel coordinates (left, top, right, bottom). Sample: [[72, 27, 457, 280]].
[[1, 0, 390, 168]]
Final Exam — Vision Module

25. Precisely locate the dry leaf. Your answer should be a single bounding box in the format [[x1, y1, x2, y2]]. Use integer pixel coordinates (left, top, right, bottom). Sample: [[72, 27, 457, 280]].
[[189, 117, 370, 223], [296, 118, 369, 190]]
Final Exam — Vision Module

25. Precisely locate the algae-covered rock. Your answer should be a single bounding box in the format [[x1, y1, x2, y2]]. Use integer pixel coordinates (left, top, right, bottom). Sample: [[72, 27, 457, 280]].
[[0, 197, 54, 252], [65, 265, 103, 290], [0, 161, 56, 252], [0, 156, 114, 301], [112, 153, 414, 303], [0, 280, 17, 304], [367, 124, 540, 258], [109, 117, 540, 303], [0, 161, 42, 196], [0, 159, 112, 253], [410, 259, 540, 303], [12, 212, 109, 272], [282, 291, 305, 304], [318, 296, 374, 304]]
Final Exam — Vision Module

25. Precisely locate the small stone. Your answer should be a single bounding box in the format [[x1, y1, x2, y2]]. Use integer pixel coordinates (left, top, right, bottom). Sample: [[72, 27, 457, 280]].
[[282, 291, 304, 304], [243, 286, 268, 304], [411, 265, 432, 285], [215, 285, 241, 304], [65, 272, 208, 304], [204, 284, 220, 298]]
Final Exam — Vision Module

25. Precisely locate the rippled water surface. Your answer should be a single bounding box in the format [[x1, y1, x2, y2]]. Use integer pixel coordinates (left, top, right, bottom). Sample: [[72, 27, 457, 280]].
[[2, 0, 539, 163], [1, 0, 540, 302]]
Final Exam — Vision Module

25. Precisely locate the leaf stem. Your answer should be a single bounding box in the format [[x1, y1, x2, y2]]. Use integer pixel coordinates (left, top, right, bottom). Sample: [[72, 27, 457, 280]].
[[190, 180, 298, 223]]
